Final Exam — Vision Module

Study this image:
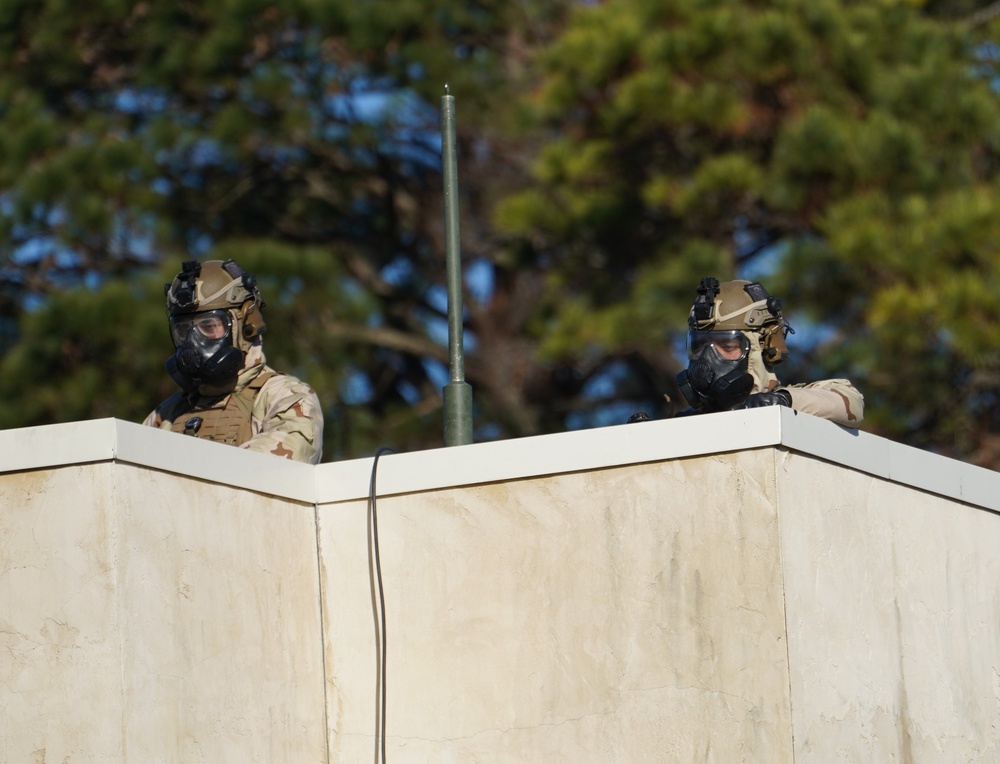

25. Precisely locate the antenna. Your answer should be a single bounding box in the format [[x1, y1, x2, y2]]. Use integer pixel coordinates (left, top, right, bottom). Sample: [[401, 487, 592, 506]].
[[440, 84, 473, 446]]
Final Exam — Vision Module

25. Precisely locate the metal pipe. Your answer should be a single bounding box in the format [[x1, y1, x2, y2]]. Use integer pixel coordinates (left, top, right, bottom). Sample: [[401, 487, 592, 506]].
[[441, 84, 473, 446]]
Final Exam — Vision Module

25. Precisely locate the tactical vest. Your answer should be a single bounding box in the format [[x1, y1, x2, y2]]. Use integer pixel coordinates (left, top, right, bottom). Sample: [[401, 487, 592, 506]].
[[168, 370, 278, 446]]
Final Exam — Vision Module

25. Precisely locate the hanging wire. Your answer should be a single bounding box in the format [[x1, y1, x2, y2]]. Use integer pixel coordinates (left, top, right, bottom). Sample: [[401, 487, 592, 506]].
[[368, 446, 395, 764]]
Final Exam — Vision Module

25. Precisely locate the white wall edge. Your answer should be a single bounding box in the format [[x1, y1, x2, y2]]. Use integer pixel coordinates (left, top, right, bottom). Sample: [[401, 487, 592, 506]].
[[0, 418, 118, 473], [112, 419, 316, 503], [314, 407, 784, 504], [2, 410, 999, 513], [777, 407, 1000, 513], [0, 418, 314, 504]]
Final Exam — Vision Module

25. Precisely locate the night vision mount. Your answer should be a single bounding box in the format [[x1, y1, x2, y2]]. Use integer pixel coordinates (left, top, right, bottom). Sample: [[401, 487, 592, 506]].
[[692, 277, 721, 324], [166, 260, 202, 310]]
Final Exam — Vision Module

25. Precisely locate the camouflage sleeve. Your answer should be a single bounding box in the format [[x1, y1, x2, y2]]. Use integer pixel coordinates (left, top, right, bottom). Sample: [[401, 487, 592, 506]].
[[784, 378, 864, 428], [245, 373, 324, 464]]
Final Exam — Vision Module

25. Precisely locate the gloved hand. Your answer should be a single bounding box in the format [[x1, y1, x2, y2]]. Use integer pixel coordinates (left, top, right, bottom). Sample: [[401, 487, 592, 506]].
[[734, 389, 792, 409], [627, 411, 651, 423]]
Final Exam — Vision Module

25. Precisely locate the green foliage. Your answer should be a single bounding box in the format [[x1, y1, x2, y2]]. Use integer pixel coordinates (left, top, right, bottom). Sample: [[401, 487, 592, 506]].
[[497, 0, 1000, 464], [0, 0, 575, 460], [4, 0, 1000, 467], [0, 276, 167, 427]]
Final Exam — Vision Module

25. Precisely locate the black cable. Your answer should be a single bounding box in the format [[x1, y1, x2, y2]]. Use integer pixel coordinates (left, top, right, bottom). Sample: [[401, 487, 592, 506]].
[[368, 446, 394, 764]]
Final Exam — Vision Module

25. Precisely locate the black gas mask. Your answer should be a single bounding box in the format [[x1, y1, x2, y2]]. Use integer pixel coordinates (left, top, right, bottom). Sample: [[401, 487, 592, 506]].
[[676, 329, 754, 412], [165, 309, 244, 394]]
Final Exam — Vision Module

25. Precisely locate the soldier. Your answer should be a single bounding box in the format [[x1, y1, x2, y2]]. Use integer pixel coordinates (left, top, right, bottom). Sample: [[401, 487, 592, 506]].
[[143, 259, 324, 463], [668, 277, 864, 426]]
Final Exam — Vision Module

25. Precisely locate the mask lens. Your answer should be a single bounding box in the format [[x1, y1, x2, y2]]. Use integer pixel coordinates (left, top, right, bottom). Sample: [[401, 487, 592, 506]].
[[688, 330, 749, 362], [170, 310, 231, 346]]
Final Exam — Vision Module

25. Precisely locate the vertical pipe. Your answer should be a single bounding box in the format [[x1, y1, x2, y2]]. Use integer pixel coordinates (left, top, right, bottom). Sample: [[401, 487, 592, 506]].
[[441, 85, 473, 446]]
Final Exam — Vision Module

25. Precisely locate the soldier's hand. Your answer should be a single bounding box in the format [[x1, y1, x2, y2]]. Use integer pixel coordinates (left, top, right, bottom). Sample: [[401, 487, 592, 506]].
[[734, 389, 792, 409]]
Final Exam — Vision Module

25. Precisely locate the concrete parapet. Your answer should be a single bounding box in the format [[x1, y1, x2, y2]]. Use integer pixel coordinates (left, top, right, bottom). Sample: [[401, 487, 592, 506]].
[[1, 409, 997, 761]]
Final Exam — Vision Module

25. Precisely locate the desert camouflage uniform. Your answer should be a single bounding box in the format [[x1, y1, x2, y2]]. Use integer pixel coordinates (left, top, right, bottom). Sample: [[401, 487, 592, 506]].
[[143, 345, 323, 464], [745, 333, 864, 427], [783, 379, 864, 428]]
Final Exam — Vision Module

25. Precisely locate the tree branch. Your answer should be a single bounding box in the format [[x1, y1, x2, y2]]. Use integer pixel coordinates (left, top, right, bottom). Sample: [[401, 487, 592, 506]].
[[320, 319, 447, 363], [965, 0, 1000, 27]]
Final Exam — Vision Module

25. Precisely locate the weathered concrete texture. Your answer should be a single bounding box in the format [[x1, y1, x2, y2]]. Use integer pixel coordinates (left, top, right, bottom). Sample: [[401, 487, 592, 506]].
[[321, 450, 794, 762], [1, 463, 327, 764], [3, 414, 1000, 763], [777, 451, 1000, 762], [1, 464, 125, 761]]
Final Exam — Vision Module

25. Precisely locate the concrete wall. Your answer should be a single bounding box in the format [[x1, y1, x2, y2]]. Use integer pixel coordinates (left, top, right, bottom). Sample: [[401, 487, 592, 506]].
[[778, 452, 1000, 761], [1, 411, 998, 762], [1, 460, 326, 763]]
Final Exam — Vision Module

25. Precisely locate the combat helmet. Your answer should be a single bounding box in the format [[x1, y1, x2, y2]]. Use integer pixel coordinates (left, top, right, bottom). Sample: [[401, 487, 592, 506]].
[[688, 277, 791, 365], [165, 259, 266, 353]]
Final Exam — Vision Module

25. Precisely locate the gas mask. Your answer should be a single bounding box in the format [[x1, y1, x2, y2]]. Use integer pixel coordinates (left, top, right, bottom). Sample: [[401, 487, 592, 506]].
[[676, 329, 754, 412], [162, 259, 267, 395], [165, 309, 243, 394]]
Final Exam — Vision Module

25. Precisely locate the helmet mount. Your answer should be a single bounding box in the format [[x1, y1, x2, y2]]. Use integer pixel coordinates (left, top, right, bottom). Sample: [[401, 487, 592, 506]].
[[692, 277, 721, 324]]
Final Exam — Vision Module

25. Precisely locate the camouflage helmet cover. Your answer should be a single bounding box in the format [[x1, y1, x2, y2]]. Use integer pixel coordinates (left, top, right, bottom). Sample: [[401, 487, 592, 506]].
[[164, 259, 266, 352], [687, 277, 792, 365]]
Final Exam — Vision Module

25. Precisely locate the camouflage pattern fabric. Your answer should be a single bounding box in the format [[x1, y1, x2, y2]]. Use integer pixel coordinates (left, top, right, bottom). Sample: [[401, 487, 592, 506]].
[[143, 345, 324, 464], [784, 378, 865, 428], [745, 336, 864, 427]]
